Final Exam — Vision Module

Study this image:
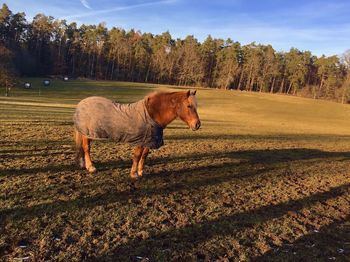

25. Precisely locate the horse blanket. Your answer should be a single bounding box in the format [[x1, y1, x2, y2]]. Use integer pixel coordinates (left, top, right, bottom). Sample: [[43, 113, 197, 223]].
[[73, 96, 164, 149]]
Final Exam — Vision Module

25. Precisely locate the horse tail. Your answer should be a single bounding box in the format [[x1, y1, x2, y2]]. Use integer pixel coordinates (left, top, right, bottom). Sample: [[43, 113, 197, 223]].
[[74, 128, 85, 168]]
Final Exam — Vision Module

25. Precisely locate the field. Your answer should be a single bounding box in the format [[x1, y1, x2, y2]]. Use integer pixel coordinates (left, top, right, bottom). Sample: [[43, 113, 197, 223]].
[[1, 79, 350, 261]]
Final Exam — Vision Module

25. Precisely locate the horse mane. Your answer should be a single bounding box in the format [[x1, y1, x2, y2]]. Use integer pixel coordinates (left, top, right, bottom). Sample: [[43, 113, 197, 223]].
[[146, 91, 188, 109], [146, 91, 187, 102]]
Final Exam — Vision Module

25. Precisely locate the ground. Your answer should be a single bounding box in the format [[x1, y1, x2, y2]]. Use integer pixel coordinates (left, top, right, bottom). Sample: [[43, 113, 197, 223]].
[[0, 79, 350, 261]]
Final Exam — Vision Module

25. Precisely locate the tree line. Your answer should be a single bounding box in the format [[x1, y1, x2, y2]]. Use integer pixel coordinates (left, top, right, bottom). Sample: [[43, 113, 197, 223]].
[[1, 4, 350, 102]]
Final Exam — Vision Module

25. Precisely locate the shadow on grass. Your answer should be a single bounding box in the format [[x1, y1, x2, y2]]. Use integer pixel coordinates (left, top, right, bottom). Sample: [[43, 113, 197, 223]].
[[0, 141, 74, 155], [0, 151, 74, 160], [0, 159, 273, 221], [149, 147, 350, 167], [0, 158, 131, 177], [1, 146, 349, 260], [1, 147, 349, 223], [254, 215, 350, 261], [1, 146, 349, 211], [1, 145, 349, 222], [167, 133, 350, 141], [0, 148, 50, 154], [0, 162, 78, 176], [2, 147, 349, 177], [2, 132, 350, 174], [92, 183, 350, 261]]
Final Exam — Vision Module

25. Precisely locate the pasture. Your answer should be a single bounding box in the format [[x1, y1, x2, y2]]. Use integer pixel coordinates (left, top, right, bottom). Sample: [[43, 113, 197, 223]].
[[1, 79, 350, 261]]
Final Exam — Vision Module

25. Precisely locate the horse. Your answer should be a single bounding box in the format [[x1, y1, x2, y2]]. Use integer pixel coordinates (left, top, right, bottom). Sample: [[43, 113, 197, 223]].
[[73, 90, 201, 178]]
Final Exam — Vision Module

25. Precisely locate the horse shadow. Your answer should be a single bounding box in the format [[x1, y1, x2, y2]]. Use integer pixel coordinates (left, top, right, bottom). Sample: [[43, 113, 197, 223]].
[[1, 148, 350, 223], [0, 158, 271, 220]]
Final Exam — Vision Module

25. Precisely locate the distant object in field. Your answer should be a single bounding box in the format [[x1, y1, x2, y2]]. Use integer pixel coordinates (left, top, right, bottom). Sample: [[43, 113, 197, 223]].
[[165, 45, 171, 54], [43, 80, 51, 86], [63, 76, 69, 81], [24, 82, 31, 89]]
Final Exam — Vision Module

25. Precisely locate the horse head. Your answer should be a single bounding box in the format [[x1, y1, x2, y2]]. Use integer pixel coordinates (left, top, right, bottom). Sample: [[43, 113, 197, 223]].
[[177, 90, 201, 131]]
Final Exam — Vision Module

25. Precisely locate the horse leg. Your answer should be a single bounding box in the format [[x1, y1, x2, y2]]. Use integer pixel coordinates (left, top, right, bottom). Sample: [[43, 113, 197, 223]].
[[137, 147, 150, 177], [82, 135, 96, 173], [130, 146, 143, 179], [74, 129, 85, 168]]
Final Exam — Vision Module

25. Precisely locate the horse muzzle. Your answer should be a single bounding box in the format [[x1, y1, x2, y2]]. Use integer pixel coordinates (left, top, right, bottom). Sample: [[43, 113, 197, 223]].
[[191, 120, 201, 131]]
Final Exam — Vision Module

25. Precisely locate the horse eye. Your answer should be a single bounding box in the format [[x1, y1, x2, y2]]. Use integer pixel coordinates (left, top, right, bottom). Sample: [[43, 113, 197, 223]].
[[187, 105, 192, 108]]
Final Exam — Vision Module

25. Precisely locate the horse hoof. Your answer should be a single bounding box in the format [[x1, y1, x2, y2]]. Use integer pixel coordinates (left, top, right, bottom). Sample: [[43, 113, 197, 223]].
[[79, 158, 85, 169], [130, 173, 139, 179], [137, 170, 143, 177], [87, 166, 96, 173]]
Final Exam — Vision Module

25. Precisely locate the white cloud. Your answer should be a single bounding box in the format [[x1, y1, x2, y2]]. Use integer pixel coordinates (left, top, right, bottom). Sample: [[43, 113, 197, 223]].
[[63, 0, 175, 19], [80, 0, 92, 10]]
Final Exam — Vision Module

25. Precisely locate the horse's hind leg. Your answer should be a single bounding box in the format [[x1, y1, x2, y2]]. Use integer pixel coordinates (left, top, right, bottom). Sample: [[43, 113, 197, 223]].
[[82, 136, 96, 173], [74, 129, 85, 168], [137, 147, 150, 177], [130, 146, 143, 179]]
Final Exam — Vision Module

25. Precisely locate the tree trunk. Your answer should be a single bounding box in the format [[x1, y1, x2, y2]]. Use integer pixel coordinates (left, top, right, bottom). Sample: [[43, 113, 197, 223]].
[[318, 76, 324, 98], [341, 74, 350, 103], [270, 77, 275, 93], [313, 85, 317, 99], [293, 86, 297, 95], [145, 62, 151, 82], [279, 77, 285, 93], [90, 54, 95, 78], [286, 82, 292, 94], [246, 66, 253, 90], [249, 76, 255, 91], [110, 58, 115, 80], [72, 56, 75, 76], [237, 71, 244, 91], [259, 80, 263, 92], [225, 68, 232, 90]]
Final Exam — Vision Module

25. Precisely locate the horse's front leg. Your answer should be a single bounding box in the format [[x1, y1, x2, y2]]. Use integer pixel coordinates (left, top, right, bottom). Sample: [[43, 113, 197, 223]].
[[130, 146, 143, 179], [137, 147, 150, 177]]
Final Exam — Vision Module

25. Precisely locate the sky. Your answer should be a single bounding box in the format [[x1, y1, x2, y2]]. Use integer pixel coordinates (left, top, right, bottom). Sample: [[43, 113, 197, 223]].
[[5, 0, 350, 57]]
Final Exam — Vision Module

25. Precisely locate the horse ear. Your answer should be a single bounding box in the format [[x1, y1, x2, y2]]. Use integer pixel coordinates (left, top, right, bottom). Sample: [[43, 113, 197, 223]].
[[192, 90, 197, 96], [146, 95, 151, 105], [186, 90, 191, 97]]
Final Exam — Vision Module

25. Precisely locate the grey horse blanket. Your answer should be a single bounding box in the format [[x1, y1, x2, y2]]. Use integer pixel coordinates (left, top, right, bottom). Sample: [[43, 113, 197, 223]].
[[73, 96, 164, 149]]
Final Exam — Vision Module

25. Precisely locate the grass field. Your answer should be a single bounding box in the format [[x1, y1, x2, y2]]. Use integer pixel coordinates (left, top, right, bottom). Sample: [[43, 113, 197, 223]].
[[1, 79, 350, 261]]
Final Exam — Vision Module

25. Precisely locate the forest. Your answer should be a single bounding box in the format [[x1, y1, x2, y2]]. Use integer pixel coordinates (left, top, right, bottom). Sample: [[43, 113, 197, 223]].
[[1, 3, 350, 102]]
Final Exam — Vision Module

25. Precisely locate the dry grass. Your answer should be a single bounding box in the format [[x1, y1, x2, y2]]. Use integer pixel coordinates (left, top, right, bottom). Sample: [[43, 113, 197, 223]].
[[1, 79, 350, 261]]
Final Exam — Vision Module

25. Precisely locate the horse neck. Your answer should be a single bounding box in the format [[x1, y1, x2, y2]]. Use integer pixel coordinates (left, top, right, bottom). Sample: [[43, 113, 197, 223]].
[[146, 93, 181, 128]]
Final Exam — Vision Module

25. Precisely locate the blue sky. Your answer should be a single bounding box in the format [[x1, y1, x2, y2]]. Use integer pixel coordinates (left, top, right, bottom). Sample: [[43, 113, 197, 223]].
[[5, 0, 350, 56]]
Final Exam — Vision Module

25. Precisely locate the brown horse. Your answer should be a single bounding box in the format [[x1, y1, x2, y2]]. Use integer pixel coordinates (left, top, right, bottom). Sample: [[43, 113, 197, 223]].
[[73, 90, 201, 178]]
